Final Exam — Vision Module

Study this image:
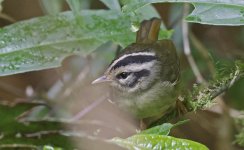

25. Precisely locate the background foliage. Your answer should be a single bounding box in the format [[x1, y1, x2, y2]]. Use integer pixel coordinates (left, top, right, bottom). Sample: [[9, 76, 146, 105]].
[[0, 0, 244, 149]]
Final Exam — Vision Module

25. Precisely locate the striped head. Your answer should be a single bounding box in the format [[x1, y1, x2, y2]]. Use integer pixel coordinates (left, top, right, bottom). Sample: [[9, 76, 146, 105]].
[[92, 18, 180, 119], [92, 49, 161, 93]]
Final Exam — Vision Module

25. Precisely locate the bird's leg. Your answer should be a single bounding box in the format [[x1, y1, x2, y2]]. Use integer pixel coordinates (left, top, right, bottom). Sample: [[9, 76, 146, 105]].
[[176, 96, 188, 115]]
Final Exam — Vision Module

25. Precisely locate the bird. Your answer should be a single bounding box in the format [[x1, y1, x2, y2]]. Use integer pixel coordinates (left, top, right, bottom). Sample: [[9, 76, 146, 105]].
[[92, 18, 180, 120]]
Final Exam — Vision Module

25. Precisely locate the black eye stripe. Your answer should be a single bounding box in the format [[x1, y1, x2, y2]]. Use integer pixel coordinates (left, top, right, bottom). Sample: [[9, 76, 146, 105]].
[[134, 69, 150, 78], [128, 69, 150, 88], [110, 55, 157, 71]]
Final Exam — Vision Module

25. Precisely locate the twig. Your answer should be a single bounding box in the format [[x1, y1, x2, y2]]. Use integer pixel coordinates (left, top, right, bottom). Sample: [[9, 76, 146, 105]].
[[150, 63, 244, 127], [211, 72, 242, 100], [69, 94, 107, 122], [0, 13, 16, 23], [189, 32, 215, 76], [182, 4, 206, 84]]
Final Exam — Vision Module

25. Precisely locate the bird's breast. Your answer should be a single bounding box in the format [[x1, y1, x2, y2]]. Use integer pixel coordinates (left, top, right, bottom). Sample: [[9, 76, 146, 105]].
[[111, 81, 176, 118]]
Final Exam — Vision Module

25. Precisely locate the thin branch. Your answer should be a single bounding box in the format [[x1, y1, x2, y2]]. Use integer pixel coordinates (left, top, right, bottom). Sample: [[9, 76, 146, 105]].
[[211, 73, 242, 100], [69, 94, 107, 122], [150, 63, 244, 127], [0, 13, 16, 23], [189, 32, 215, 76], [182, 4, 206, 84]]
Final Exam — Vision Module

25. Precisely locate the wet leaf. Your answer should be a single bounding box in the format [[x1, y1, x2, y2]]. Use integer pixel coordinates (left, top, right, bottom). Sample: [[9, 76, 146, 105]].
[[0, 8, 170, 76], [111, 134, 209, 150], [186, 3, 244, 25], [40, 0, 64, 15], [140, 120, 188, 135], [0, 10, 132, 76], [122, 0, 244, 25], [100, 0, 121, 11], [66, 0, 82, 15], [0, 101, 73, 149]]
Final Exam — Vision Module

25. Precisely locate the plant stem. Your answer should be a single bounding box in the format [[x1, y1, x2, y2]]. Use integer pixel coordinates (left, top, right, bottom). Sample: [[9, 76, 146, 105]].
[[150, 63, 244, 127], [182, 4, 206, 84], [189, 32, 215, 76]]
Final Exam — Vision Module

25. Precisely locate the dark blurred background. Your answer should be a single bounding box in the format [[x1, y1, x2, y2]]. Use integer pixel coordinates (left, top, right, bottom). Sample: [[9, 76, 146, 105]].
[[0, 0, 244, 149]]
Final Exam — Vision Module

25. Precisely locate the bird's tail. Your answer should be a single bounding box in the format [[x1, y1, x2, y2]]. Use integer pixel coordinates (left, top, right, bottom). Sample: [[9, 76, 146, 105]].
[[136, 17, 161, 44]]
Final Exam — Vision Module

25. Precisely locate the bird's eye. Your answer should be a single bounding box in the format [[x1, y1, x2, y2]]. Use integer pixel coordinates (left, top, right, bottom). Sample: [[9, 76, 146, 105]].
[[116, 72, 130, 79]]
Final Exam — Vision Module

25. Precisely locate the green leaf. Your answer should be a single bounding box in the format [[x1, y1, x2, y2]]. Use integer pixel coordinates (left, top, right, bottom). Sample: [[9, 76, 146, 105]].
[[111, 134, 209, 150], [140, 123, 173, 135], [130, 4, 166, 29], [0, 101, 122, 149], [140, 120, 189, 135], [43, 145, 63, 150], [122, 0, 244, 12], [0, 101, 46, 123], [122, 0, 244, 25], [125, 4, 170, 39], [186, 3, 244, 25], [100, 0, 121, 11], [0, 101, 73, 149], [39, 0, 64, 15], [66, 0, 82, 15], [0, 6, 170, 76], [0, 10, 132, 76]]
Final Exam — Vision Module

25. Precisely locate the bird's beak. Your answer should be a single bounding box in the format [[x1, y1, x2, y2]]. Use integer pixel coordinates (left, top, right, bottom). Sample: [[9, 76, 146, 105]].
[[92, 75, 111, 84]]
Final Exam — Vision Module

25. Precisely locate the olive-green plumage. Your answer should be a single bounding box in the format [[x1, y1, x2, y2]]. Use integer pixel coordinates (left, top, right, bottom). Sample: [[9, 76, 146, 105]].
[[92, 18, 180, 119]]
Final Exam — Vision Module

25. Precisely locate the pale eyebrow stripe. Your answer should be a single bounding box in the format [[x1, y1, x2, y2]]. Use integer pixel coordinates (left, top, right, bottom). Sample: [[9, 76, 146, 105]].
[[111, 55, 156, 70], [108, 52, 156, 71]]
